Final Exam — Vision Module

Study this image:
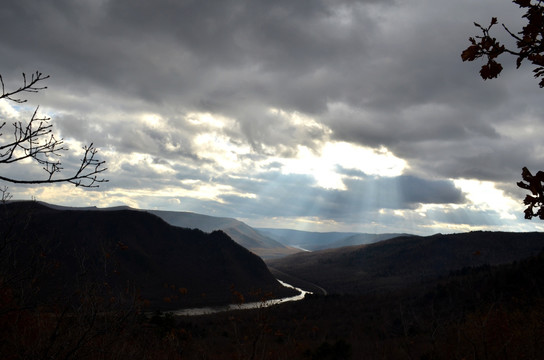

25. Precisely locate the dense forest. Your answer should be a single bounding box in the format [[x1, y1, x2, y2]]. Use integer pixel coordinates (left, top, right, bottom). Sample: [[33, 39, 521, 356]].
[[2, 202, 543, 359], [136, 249, 544, 359]]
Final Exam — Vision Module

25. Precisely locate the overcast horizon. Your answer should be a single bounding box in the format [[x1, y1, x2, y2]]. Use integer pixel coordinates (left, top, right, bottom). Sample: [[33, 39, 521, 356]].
[[1, 0, 544, 235]]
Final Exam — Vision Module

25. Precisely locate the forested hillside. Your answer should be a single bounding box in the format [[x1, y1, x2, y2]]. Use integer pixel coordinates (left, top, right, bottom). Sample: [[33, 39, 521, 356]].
[[267, 231, 544, 294], [0, 201, 294, 310]]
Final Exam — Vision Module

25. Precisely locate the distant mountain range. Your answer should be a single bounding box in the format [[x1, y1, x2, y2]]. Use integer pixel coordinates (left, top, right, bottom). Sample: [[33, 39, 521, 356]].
[[148, 210, 299, 259], [267, 231, 544, 295], [9, 200, 544, 311], [0, 201, 295, 310], [5, 201, 544, 359], [42, 203, 299, 258], [258, 228, 409, 251], [40, 203, 414, 257]]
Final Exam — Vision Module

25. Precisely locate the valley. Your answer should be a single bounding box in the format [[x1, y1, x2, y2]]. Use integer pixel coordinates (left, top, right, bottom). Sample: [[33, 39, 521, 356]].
[[0, 201, 297, 311], [266, 231, 544, 295], [2, 201, 544, 359]]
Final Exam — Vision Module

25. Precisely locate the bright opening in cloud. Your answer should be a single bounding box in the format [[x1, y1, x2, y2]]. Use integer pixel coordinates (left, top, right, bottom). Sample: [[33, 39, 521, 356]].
[[193, 132, 252, 172], [142, 113, 163, 128], [7, 0, 544, 236], [187, 112, 233, 129], [0, 99, 19, 119], [268, 107, 330, 134], [454, 179, 519, 220], [280, 142, 406, 190]]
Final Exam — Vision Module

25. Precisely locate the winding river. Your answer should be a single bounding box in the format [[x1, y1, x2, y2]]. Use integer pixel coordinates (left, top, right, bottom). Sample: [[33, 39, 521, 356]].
[[171, 280, 311, 316]]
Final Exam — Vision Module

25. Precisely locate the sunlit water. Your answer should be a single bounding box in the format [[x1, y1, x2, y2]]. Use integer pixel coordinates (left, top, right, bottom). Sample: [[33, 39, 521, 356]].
[[171, 280, 311, 316]]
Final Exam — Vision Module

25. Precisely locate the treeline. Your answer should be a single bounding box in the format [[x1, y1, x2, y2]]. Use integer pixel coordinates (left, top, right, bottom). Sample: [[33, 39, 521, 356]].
[[150, 250, 544, 359], [2, 198, 543, 359], [2, 252, 543, 359]]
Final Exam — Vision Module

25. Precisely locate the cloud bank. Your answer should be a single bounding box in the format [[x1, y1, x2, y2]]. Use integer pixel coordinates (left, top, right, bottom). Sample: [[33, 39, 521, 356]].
[[0, 0, 543, 234]]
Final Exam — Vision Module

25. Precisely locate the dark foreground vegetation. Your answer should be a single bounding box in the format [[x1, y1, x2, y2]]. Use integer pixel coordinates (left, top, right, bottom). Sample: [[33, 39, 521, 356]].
[[0, 201, 293, 309], [267, 231, 544, 295], [4, 248, 541, 359], [138, 250, 544, 359], [0, 201, 297, 359], [1, 201, 544, 359]]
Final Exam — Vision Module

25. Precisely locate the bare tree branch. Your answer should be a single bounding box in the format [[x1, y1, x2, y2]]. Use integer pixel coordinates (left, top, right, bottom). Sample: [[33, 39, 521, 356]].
[[0, 71, 49, 103], [0, 72, 107, 188]]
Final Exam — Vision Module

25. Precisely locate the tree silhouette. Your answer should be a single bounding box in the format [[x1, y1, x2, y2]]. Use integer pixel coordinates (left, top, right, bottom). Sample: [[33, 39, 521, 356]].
[[0, 71, 107, 187], [0, 72, 113, 358], [461, 2, 544, 220], [461, 0, 544, 87], [517, 167, 544, 219]]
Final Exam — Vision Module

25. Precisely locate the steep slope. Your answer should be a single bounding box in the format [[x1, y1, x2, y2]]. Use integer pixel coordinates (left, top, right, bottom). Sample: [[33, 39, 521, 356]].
[[149, 210, 299, 258], [257, 228, 407, 251], [0, 201, 295, 310], [180, 250, 544, 359], [329, 232, 412, 250], [267, 231, 544, 294]]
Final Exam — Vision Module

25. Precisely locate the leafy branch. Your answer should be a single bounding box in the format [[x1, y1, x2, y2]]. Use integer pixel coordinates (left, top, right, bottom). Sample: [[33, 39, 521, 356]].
[[517, 167, 544, 219], [461, 0, 544, 87]]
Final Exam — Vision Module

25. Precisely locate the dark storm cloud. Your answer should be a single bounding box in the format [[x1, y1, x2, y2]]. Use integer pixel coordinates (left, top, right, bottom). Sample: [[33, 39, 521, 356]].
[[1, 0, 542, 233], [210, 172, 465, 223], [1, 0, 517, 163], [340, 175, 466, 209], [0, 0, 395, 162], [0, 0, 386, 103], [101, 157, 210, 192], [428, 207, 504, 227], [105, 0, 386, 67], [316, 1, 543, 184], [234, 107, 330, 154]]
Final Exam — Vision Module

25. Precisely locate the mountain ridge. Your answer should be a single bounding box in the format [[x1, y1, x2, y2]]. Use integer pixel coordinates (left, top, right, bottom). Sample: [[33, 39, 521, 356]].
[[267, 231, 544, 295], [148, 210, 300, 258], [258, 227, 410, 251], [29, 201, 299, 259], [0, 201, 296, 310]]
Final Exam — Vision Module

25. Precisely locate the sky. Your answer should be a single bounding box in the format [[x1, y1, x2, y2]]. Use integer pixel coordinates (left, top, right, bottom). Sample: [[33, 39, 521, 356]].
[[1, 0, 544, 235]]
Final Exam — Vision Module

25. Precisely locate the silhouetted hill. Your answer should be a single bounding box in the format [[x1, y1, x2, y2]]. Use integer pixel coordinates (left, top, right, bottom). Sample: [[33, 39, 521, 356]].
[[332, 232, 412, 249], [257, 228, 408, 251], [149, 210, 299, 258], [0, 201, 295, 310], [267, 231, 544, 294], [37, 203, 299, 258], [184, 250, 544, 359]]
